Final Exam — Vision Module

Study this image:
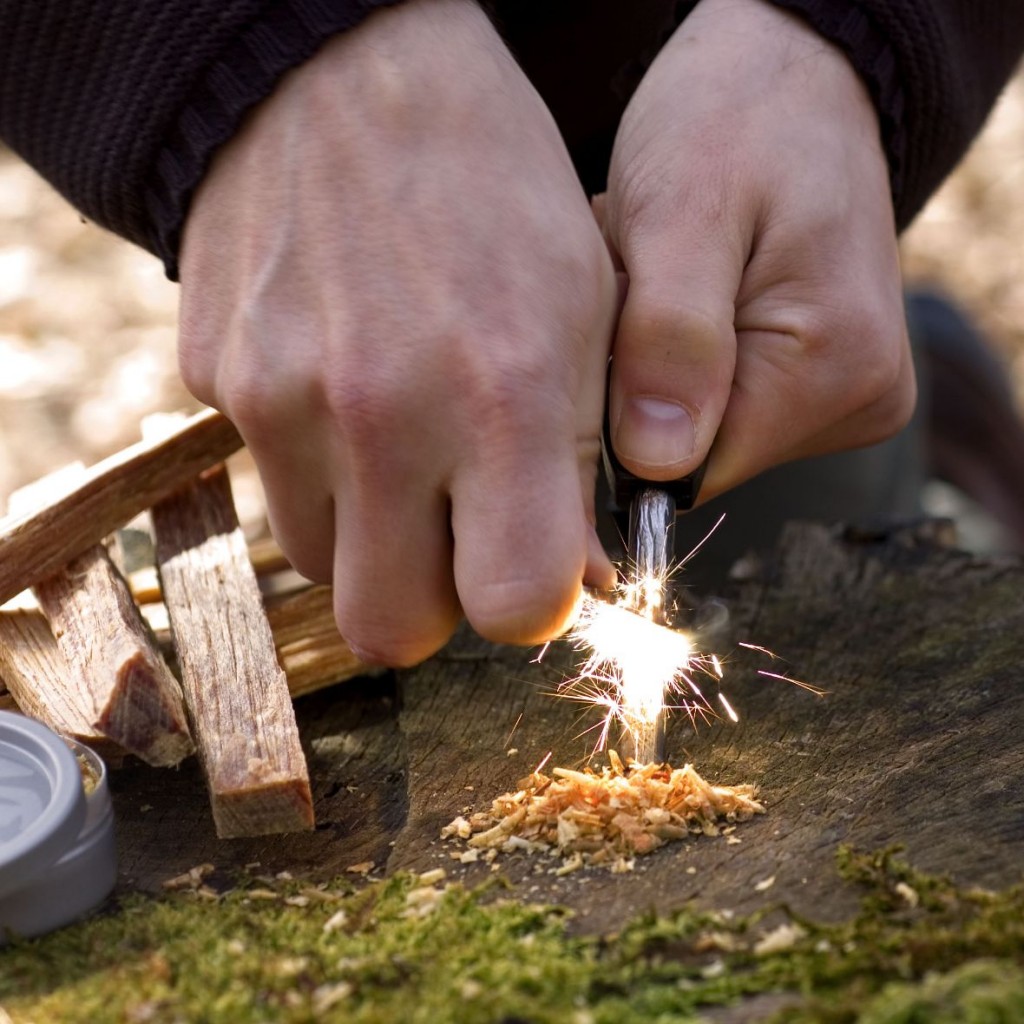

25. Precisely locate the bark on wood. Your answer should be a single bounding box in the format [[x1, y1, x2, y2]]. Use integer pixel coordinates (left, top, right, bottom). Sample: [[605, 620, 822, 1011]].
[[151, 465, 313, 838], [31, 546, 194, 766], [0, 409, 242, 606], [107, 520, 1024, 956]]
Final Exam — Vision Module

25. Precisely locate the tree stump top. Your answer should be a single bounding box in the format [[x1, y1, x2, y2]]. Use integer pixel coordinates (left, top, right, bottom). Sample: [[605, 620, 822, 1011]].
[[110, 521, 1024, 934]]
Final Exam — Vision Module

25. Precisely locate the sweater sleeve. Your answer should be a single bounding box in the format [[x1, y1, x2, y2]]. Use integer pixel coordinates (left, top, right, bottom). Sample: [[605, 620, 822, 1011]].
[[0, 0, 404, 279], [757, 0, 1024, 231], [4, 0, 1023, 282]]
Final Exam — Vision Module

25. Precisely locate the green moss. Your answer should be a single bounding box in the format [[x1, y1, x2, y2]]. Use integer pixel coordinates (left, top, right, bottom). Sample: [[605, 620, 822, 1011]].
[[1, 848, 1022, 1024], [1, 874, 706, 1024], [766, 848, 1024, 1023], [857, 961, 1024, 1024]]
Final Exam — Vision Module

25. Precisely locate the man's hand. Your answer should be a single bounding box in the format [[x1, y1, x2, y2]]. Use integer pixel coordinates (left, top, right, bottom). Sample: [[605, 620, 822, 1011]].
[[602, 0, 916, 498], [178, 0, 618, 665]]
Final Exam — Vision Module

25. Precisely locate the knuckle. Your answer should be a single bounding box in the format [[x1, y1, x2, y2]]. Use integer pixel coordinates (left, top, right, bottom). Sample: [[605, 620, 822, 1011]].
[[176, 328, 217, 407], [460, 348, 570, 443], [177, 355, 215, 409], [627, 295, 724, 353], [216, 366, 288, 447], [798, 301, 910, 420], [845, 318, 908, 413], [862, 365, 918, 443], [348, 638, 438, 670], [323, 366, 412, 446], [791, 309, 832, 359], [613, 138, 738, 249], [276, 540, 332, 586]]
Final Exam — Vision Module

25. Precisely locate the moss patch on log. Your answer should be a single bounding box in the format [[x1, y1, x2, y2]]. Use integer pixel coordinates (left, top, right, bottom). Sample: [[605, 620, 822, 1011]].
[[1, 847, 1022, 1023]]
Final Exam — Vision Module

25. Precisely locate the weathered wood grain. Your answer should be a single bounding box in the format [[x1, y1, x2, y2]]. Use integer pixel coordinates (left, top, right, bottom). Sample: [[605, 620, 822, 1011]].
[[31, 546, 194, 766], [0, 607, 122, 761], [0, 409, 242, 606], [1, 463, 190, 765], [1, 584, 369, 740], [265, 585, 368, 699], [128, 533, 298, 606], [151, 465, 313, 838]]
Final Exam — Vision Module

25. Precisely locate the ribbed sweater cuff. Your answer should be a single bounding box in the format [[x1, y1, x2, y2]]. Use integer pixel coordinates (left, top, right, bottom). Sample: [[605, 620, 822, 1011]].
[[144, 0, 404, 279]]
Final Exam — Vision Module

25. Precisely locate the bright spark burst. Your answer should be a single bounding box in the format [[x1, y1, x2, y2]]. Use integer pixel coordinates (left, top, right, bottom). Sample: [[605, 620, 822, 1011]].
[[558, 573, 728, 756], [552, 561, 824, 756], [572, 590, 693, 723]]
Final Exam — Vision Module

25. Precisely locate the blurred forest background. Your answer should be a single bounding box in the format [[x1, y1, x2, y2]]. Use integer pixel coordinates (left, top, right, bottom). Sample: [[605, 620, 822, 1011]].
[[1, 72, 1023, 546]]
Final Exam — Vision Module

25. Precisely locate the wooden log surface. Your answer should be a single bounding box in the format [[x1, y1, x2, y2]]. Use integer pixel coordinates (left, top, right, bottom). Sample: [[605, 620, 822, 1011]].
[[32, 546, 194, 767], [264, 585, 368, 699], [1, 463, 192, 765], [107, 522, 1024, 949], [0, 607, 123, 762], [0, 409, 242, 606], [151, 465, 313, 838], [0, 585, 371, 741]]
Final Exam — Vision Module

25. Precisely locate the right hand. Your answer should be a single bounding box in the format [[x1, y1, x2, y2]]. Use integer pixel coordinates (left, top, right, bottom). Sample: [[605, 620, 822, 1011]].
[[598, 0, 914, 500], [178, 0, 618, 666]]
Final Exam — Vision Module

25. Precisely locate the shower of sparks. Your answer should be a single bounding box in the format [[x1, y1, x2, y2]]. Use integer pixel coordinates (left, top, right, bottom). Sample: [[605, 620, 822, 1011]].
[[557, 571, 732, 756], [549, 558, 824, 757], [756, 669, 827, 696]]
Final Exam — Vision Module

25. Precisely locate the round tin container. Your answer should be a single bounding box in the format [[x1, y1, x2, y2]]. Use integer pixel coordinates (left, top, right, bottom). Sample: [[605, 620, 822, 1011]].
[[0, 712, 117, 940]]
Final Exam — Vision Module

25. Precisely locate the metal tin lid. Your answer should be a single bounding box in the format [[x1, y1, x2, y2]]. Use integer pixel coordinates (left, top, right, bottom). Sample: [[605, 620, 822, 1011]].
[[0, 711, 87, 900]]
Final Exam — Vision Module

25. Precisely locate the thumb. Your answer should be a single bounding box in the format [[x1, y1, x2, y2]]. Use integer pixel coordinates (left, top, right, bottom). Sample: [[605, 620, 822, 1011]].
[[608, 215, 745, 482]]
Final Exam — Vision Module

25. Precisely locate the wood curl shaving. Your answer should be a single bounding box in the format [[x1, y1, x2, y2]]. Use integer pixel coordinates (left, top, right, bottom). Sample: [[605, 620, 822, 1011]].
[[442, 752, 765, 872]]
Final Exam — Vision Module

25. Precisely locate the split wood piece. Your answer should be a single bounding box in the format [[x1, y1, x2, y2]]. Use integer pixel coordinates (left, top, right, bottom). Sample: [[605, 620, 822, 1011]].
[[145, 586, 370, 699], [265, 585, 371, 699], [0, 408, 243, 606], [32, 546, 195, 767], [248, 535, 295, 579], [128, 534, 301, 606], [7, 466, 194, 767], [1, 586, 370, 766], [151, 464, 314, 838], [2, 583, 371, 727], [0, 608, 123, 763]]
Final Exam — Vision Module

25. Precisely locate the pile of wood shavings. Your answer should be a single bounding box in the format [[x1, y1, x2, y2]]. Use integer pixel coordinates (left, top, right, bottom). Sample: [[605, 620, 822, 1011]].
[[442, 752, 765, 873]]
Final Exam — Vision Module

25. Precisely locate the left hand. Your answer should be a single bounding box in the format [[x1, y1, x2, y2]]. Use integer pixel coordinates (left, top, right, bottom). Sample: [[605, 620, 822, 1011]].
[[600, 0, 916, 500]]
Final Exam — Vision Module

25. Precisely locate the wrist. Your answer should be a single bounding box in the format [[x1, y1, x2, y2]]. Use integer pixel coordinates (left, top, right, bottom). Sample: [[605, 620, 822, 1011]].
[[297, 0, 506, 124], [615, 0, 885, 189], [684, 0, 880, 134], [183, 0, 510, 258]]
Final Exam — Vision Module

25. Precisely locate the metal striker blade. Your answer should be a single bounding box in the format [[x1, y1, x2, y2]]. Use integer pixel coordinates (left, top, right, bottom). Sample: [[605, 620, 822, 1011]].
[[628, 487, 677, 594], [622, 487, 676, 764], [601, 398, 708, 764]]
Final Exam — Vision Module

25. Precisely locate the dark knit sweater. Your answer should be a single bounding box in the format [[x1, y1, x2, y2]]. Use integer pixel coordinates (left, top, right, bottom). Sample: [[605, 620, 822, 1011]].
[[1, 0, 1022, 279]]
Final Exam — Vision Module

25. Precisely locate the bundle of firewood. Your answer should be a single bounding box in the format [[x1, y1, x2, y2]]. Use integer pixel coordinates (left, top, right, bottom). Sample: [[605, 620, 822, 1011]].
[[0, 410, 368, 838]]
